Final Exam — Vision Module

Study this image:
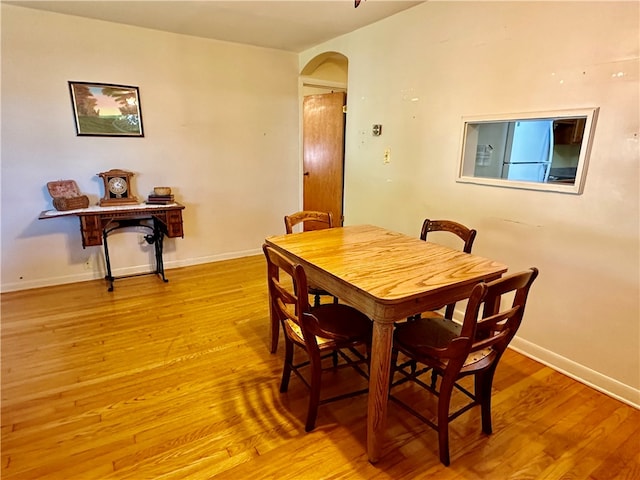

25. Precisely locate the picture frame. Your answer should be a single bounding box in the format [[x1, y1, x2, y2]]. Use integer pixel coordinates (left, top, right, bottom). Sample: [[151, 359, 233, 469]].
[[68, 81, 144, 137]]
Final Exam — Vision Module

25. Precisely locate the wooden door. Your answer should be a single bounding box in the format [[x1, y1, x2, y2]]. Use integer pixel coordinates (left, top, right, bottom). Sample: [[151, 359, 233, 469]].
[[303, 92, 345, 228]]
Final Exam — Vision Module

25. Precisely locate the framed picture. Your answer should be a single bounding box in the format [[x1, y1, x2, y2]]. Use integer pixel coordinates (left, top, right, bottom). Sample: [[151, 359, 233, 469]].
[[68, 81, 144, 137]]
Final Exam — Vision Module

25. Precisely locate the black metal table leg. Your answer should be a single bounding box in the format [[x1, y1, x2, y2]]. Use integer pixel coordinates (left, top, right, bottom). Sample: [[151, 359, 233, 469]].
[[102, 218, 169, 291], [147, 219, 168, 283], [103, 228, 115, 291], [156, 230, 167, 282]]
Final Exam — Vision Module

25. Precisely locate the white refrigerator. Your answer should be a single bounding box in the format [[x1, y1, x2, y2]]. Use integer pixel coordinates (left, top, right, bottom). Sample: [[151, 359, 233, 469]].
[[502, 120, 554, 182]]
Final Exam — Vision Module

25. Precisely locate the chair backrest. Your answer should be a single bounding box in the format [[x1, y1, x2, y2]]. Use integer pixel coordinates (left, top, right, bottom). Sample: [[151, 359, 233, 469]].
[[285, 211, 333, 234], [420, 219, 478, 319], [420, 219, 477, 254], [455, 268, 539, 363], [262, 244, 337, 348]]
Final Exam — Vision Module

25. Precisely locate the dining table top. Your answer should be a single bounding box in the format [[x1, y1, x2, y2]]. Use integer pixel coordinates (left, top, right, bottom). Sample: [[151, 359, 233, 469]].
[[265, 224, 508, 321]]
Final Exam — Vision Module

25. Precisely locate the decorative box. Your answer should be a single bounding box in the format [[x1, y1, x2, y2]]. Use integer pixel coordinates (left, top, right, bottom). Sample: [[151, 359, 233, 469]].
[[47, 180, 90, 211]]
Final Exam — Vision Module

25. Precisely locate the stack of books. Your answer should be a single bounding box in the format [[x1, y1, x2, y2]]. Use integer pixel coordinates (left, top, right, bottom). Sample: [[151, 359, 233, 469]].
[[146, 194, 175, 205]]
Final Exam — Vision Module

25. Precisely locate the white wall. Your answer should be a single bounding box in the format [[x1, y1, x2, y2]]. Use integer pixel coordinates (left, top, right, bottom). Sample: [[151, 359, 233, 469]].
[[301, 1, 640, 406], [1, 4, 300, 290]]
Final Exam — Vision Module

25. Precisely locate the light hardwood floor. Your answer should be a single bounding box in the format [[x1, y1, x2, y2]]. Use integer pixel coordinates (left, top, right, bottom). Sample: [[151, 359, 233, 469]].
[[2, 256, 638, 479]]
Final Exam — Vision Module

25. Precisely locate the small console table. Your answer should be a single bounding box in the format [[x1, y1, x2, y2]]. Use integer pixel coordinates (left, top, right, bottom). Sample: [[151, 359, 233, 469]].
[[39, 203, 185, 291]]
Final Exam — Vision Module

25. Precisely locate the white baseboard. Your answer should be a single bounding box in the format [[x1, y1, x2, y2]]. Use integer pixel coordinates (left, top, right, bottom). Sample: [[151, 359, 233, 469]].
[[0, 249, 261, 293], [447, 307, 639, 410], [509, 336, 640, 409]]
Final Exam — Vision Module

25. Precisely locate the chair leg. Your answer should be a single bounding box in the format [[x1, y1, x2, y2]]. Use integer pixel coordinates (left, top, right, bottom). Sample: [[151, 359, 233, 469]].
[[314, 293, 321, 307], [390, 348, 399, 388], [270, 313, 280, 354], [430, 369, 438, 389], [305, 352, 323, 432], [437, 375, 455, 466], [476, 367, 496, 435], [280, 339, 294, 393], [444, 303, 455, 320]]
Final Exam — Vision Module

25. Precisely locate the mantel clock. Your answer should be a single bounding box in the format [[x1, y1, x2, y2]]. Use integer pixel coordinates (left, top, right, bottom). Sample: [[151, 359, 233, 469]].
[[98, 169, 139, 206]]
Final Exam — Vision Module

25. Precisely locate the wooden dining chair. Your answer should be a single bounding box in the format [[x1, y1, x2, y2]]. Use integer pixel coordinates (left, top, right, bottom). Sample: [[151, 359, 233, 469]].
[[420, 219, 477, 253], [417, 219, 477, 320], [284, 211, 339, 308], [284, 210, 334, 234], [263, 244, 372, 432], [269, 211, 340, 354], [390, 267, 539, 466]]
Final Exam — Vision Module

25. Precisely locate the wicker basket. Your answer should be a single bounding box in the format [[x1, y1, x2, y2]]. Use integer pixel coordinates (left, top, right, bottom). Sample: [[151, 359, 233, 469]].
[[52, 196, 89, 211], [47, 180, 90, 211]]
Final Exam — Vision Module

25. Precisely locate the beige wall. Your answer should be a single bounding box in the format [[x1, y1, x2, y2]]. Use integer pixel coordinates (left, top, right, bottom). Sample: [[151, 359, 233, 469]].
[[300, 1, 639, 406], [1, 4, 300, 288]]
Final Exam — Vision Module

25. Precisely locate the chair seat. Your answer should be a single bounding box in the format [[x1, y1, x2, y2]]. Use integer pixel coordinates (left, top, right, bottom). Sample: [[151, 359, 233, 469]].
[[395, 315, 492, 368], [284, 303, 371, 349], [396, 314, 460, 349]]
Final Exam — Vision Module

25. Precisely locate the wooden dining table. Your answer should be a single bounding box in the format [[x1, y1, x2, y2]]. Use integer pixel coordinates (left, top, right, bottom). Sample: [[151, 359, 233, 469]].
[[264, 224, 508, 463]]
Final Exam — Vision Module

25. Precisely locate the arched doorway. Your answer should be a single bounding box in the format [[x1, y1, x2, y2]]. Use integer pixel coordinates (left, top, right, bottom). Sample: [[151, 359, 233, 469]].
[[300, 52, 348, 226]]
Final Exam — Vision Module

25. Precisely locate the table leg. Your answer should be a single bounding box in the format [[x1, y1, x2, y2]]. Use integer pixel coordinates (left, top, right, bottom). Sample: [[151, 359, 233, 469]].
[[102, 229, 115, 292], [150, 221, 168, 282], [102, 219, 169, 291], [367, 320, 394, 463]]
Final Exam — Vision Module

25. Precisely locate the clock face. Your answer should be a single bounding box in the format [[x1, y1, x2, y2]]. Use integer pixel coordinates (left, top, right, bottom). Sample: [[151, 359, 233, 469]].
[[108, 177, 128, 196]]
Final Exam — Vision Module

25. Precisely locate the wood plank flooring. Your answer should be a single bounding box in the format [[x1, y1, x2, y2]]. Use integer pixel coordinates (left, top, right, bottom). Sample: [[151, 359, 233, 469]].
[[2, 255, 639, 479]]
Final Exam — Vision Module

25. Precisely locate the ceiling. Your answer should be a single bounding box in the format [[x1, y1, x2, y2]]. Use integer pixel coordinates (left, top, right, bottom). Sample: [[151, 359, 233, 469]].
[[6, 1, 424, 52]]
